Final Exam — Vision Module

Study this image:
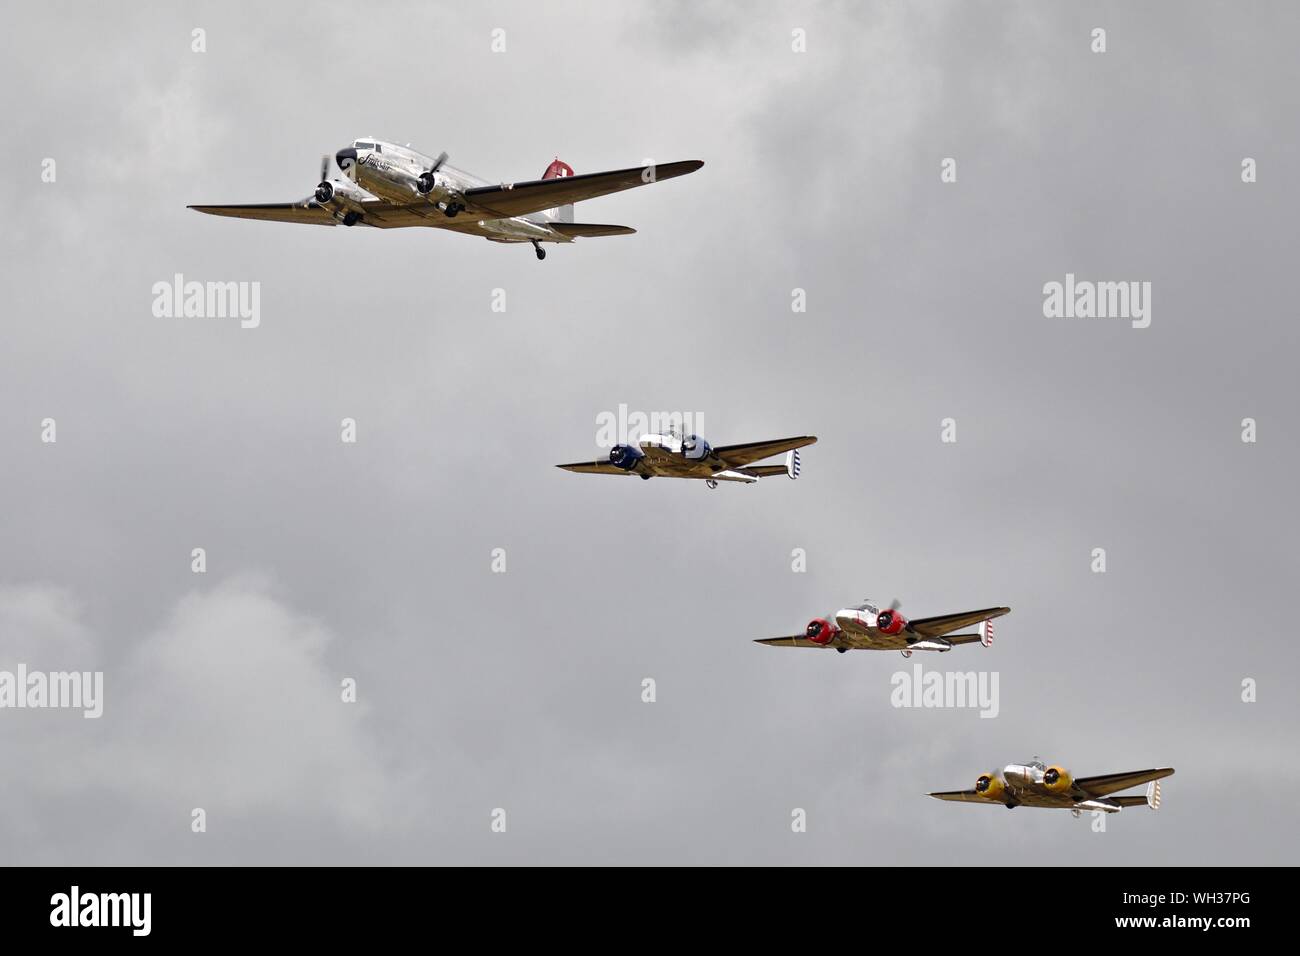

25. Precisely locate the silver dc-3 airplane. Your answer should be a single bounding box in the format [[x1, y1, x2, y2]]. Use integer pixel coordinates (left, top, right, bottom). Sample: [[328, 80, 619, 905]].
[[930, 759, 1174, 816], [190, 137, 703, 259], [756, 599, 1009, 656], [558, 432, 816, 489]]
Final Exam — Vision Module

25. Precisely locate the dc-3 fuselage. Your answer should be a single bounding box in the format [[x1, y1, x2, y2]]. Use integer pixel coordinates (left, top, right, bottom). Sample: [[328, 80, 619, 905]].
[[929, 760, 1175, 815], [756, 601, 1009, 655], [190, 137, 704, 259], [329, 139, 558, 242]]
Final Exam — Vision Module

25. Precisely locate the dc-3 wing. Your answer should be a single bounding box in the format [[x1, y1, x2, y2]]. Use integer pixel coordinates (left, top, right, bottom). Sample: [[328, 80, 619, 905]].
[[713, 436, 818, 469], [188, 194, 411, 227], [1074, 768, 1174, 798], [460, 160, 703, 219], [907, 606, 1010, 638], [187, 199, 342, 225]]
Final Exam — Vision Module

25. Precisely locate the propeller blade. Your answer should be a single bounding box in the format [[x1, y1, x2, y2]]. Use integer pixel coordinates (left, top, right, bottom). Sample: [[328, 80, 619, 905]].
[[889, 598, 901, 611], [429, 151, 448, 174], [320, 154, 331, 182]]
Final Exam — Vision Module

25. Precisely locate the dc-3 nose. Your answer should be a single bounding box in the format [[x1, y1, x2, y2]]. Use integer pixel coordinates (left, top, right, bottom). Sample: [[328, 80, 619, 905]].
[[335, 147, 358, 170]]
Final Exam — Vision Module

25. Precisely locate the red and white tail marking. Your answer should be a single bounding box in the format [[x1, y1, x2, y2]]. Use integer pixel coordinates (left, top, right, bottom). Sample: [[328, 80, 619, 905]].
[[542, 158, 574, 180], [540, 158, 576, 223], [979, 619, 994, 648]]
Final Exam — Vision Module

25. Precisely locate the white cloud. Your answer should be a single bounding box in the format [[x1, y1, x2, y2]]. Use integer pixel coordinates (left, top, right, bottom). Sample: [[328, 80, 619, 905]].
[[0, 579, 396, 835]]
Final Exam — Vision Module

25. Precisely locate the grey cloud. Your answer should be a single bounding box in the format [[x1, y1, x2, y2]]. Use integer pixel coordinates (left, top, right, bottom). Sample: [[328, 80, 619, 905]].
[[1, 0, 1296, 863]]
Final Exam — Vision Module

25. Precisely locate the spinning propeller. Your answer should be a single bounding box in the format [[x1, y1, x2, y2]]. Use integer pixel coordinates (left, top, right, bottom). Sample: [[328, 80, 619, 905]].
[[416, 151, 449, 195], [875, 598, 912, 634], [314, 154, 338, 203]]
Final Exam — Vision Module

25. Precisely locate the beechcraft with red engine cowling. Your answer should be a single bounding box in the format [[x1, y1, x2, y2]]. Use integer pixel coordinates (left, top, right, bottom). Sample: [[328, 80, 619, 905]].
[[190, 138, 703, 259], [755, 599, 1009, 656], [929, 759, 1174, 816], [557, 431, 816, 489]]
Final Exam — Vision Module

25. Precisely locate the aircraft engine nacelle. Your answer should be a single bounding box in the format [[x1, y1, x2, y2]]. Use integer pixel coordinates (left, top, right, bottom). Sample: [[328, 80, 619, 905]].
[[974, 773, 1006, 800], [416, 170, 452, 201], [681, 434, 712, 461], [804, 618, 837, 645], [876, 609, 908, 635], [1042, 766, 1073, 793], [609, 444, 645, 471], [314, 178, 366, 207], [314, 178, 369, 225]]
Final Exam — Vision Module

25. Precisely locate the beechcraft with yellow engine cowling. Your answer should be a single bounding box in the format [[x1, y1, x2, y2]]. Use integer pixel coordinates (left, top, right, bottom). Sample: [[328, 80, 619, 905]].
[[190, 138, 702, 260], [929, 759, 1173, 816]]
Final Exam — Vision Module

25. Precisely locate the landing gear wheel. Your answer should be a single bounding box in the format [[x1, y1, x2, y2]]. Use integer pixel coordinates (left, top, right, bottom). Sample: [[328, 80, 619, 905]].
[[836, 647, 847, 654], [900, 649, 912, 659], [443, 202, 463, 218], [342, 211, 360, 226], [532, 241, 546, 260], [705, 479, 718, 490], [639, 474, 651, 480]]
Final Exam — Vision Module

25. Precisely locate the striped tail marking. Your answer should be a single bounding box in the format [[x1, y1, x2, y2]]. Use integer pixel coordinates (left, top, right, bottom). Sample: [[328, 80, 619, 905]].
[[786, 449, 802, 480]]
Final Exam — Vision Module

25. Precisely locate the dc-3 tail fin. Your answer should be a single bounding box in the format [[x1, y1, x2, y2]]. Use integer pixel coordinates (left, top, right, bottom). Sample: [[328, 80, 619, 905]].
[[542, 158, 575, 223], [979, 619, 994, 648], [1147, 779, 1162, 810], [786, 449, 802, 480]]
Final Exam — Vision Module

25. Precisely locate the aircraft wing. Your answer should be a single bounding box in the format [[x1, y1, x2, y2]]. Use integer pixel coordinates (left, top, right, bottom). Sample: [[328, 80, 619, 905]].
[[754, 635, 827, 649], [713, 436, 817, 468], [927, 790, 989, 803], [188, 200, 340, 225], [556, 461, 632, 476], [460, 160, 703, 219], [908, 606, 1010, 638], [1075, 768, 1174, 798]]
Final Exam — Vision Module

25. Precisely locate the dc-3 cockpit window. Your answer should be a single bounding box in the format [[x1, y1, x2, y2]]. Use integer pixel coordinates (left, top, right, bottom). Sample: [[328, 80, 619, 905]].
[[354, 141, 375, 150]]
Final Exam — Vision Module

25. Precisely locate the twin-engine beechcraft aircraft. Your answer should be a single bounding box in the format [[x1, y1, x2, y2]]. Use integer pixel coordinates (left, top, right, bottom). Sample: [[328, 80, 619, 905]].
[[557, 432, 816, 489], [755, 600, 1009, 656], [929, 760, 1174, 816], [189, 137, 703, 259]]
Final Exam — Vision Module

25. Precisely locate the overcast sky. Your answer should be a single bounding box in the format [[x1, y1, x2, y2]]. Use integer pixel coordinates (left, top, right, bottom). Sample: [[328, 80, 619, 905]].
[[2, 0, 1297, 864]]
